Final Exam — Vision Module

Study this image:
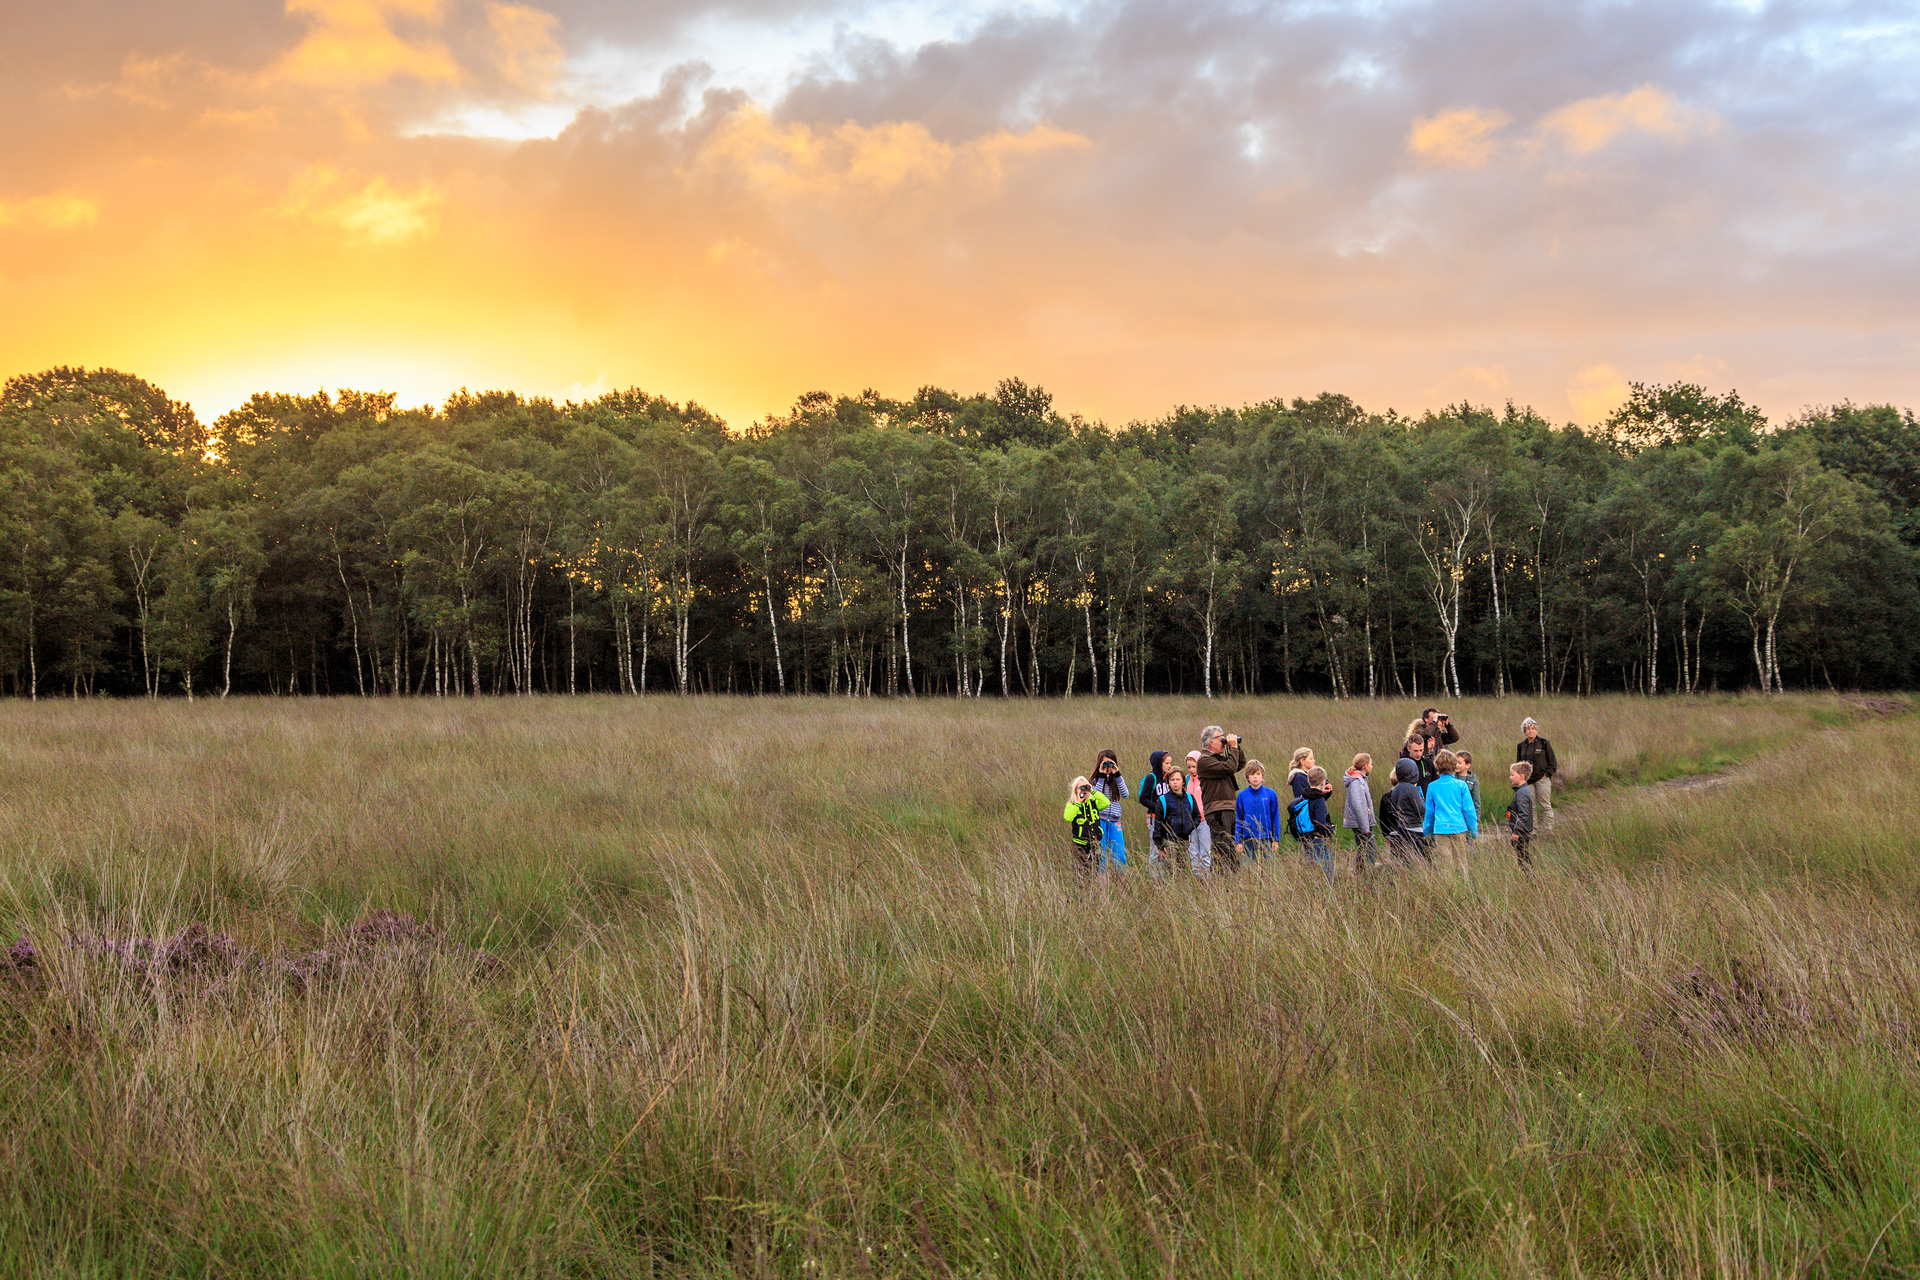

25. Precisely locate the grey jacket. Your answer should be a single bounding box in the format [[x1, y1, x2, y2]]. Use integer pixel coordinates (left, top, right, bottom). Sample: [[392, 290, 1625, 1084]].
[[1342, 771, 1373, 832], [1508, 784, 1536, 835]]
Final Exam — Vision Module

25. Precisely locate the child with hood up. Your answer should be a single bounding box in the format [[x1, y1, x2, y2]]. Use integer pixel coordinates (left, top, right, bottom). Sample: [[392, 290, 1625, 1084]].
[[1380, 757, 1429, 865], [1089, 749, 1129, 872], [1137, 750, 1175, 874], [1063, 776, 1109, 876]]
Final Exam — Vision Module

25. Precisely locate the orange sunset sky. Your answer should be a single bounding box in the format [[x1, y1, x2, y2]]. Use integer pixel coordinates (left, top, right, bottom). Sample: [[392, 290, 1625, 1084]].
[[4, 0, 1917, 428]]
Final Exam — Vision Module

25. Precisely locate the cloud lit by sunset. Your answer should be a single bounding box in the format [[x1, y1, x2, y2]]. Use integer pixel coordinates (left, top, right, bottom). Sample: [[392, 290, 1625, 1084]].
[[3, 0, 1917, 427]]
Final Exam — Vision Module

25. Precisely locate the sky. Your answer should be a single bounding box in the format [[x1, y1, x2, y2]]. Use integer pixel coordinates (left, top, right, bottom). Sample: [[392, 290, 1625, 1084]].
[[2, 0, 1917, 430]]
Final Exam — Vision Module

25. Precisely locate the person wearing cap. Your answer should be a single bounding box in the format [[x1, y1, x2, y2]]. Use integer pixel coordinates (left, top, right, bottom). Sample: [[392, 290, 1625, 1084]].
[[1514, 718, 1558, 832]]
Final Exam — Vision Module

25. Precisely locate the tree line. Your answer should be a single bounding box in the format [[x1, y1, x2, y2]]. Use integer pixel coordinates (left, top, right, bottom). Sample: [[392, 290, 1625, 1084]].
[[2, 366, 1916, 701]]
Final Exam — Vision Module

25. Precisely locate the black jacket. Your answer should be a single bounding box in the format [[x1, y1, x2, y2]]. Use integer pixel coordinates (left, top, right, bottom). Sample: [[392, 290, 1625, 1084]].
[[1382, 759, 1427, 835], [1399, 746, 1440, 792], [1138, 750, 1171, 838], [1515, 736, 1557, 782], [1155, 788, 1199, 841]]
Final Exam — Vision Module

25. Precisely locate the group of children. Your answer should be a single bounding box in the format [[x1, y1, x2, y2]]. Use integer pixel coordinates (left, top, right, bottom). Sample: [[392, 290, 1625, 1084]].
[[1063, 717, 1547, 880]]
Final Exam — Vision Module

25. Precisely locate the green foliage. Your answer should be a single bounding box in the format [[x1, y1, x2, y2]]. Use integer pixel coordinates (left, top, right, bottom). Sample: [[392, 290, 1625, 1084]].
[[0, 370, 1917, 698]]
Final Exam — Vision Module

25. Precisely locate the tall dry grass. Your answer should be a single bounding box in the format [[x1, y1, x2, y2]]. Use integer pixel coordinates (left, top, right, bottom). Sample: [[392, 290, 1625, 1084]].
[[0, 693, 1914, 1277]]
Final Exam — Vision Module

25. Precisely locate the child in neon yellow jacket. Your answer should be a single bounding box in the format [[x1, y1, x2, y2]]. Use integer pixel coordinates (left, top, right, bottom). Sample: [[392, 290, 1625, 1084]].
[[1064, 775, 1110, 876]]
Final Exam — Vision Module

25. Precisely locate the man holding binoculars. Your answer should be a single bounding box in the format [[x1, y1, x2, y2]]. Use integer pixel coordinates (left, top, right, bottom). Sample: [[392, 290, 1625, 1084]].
[[1193, 725, 1248, 872]]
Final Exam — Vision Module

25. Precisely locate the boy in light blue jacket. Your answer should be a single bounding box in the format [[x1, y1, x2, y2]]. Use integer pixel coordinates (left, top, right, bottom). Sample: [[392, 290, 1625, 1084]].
[[1422, 749, 1477, 878]]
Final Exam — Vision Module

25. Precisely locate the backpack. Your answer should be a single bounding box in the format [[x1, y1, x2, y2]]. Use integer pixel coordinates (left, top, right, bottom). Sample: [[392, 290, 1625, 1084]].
[[1377, 789, 1394, 833], [1158, 791, 1196, 840], [1288, 795, 1315, 838], [1136, 774, 1159, 813]]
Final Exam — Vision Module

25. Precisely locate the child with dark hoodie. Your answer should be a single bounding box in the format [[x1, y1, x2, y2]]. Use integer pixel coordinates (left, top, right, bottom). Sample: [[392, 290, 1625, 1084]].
[[1089, 749, 1129, 872], [1137, 750, 1176, 873], [1380, 757, 1429, 865]]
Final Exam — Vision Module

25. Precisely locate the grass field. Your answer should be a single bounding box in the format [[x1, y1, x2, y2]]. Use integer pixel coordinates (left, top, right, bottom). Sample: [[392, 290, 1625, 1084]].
[[1, 692, 1916, 1277]]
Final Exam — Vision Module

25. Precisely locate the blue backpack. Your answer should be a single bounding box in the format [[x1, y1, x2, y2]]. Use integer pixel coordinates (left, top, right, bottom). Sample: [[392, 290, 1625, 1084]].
[[1288, 795, 1314, 837]]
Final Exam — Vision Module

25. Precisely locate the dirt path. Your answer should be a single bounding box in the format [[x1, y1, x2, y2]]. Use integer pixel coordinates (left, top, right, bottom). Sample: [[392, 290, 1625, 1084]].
[[1554, 695, 1908, 829]]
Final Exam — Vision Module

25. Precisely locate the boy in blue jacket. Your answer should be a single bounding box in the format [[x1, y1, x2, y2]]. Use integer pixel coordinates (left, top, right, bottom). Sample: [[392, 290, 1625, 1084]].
[[1422, 749, 1477, 878], [1234, 760, 1282, 864]]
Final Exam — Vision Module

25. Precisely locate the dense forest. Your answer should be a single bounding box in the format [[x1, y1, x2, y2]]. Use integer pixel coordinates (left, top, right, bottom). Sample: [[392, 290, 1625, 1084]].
[[2, 366, 1916, 700]]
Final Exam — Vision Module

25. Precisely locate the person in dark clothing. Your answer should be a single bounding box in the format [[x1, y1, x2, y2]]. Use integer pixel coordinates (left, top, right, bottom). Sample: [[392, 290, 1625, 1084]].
[[1399, 735, 1439, 792], [1381, 757, 1429, 864], [1137, 750, 1175, 869], [1193, 725, 1247, 873], [1506, 760, 1537, 869], [1514, 718, 1558, 833], [1151, 771, 1201, 877]]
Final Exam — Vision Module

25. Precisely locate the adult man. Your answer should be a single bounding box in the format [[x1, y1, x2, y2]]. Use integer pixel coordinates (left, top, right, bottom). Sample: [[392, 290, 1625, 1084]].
[[1515, 717, 1558, 832], [1399, 735, 1438, 792], [1193, 725, 1247, 873], [1405, 708, 1460, 760]]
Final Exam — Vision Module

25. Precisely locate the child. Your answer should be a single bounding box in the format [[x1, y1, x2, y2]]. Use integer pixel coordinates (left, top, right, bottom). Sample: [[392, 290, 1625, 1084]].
[[1457, 750, 1482, 841], [1137, 750, 1175, 875], [1506, 760, 1536, 869], [1381, 757, 1428, 865], [1298, 766, 1335, 882], [1234, 760, 1282, 864], [1185, 749, 1213, 875], [1285, 747, 1315, 802], [1154, 770, 1201, 877], [1063, 776, 1109, 876], [1343, 753, 1376, 875], [1422, 750, 1477, 877], [1089, 749, 1129, 872]]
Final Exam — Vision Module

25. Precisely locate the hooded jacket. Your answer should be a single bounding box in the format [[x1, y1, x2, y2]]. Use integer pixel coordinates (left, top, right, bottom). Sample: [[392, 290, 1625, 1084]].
[[1154, 785, 1199, 841], [1382, 758, 1426, 835], [1138, 750, 1172, 837], [1064, 790, 1109, 846], [1342, 770, 1373, 832], [1399, 745, 1440, 792]]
